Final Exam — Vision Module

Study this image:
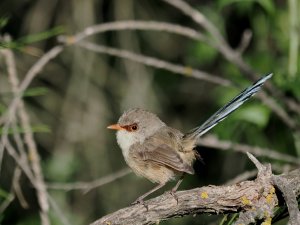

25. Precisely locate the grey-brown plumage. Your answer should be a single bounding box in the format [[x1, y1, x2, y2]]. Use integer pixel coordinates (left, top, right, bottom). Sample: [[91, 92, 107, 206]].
[[108, 74, 272, 204], [117, 109, 195, 183]]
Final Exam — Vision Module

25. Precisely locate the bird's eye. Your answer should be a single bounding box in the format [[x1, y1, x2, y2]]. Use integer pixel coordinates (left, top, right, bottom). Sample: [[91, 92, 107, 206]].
[[131, 124, 138, 131]]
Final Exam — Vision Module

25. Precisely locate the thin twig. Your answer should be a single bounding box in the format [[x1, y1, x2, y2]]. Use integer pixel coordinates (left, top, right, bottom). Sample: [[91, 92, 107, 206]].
[[58, 20, 208, 44], [161, 0, 300, 120], [236, 30, 252, 54], [4, 139, 37, 185], [0, 192, 15, 213], [0, 45, 63, 125], [0, 167, 19, 213], [2, 38, 50, 225], [224, 170, 258, 185], [47, 168, 131, 193], [17, 103, 50, 225], [256, 91, 297, 129], [199, 135, 300, 165], [225, 164, 293, 185], [76, 41, 232, 86], [47, 194, 71, 225], [161, 0, 256, 78], [57, 19, 298, 129], [13, 167, 29, 209], [288, 0, 299, 78]]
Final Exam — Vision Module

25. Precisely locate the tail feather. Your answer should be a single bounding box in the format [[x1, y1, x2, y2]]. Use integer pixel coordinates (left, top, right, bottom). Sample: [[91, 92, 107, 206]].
[[184, 73, 273, 140]]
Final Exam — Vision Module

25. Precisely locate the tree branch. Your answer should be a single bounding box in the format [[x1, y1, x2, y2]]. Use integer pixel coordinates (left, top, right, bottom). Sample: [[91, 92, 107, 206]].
[[1, 35, 50, 225], [90, 154, 300, 225], [75, 41, 232, 87], [200, 135, 300, 165]]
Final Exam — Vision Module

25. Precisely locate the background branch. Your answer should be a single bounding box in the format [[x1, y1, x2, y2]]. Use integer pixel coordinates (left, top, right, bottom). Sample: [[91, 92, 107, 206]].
[[1, 35, 50, 225], [200, 135, 300, 165]]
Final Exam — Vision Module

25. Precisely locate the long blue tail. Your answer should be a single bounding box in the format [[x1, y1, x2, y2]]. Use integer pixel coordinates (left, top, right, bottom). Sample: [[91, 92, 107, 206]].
[[184, 73, 272, 140]]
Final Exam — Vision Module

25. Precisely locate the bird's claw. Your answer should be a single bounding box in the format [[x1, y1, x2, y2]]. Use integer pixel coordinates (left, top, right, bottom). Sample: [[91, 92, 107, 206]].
[[131, 199, 148, 211], [168, 189, 179, 205]]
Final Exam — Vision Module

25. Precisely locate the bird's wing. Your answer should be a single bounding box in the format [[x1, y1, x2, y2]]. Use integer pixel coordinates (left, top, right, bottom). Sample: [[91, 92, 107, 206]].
[[134, 129, 194, 174]]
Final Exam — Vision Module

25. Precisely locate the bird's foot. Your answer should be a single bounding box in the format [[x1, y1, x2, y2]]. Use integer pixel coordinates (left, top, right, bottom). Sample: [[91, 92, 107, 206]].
[[131, 198, 148, 211], [168, 189, 179, 205]]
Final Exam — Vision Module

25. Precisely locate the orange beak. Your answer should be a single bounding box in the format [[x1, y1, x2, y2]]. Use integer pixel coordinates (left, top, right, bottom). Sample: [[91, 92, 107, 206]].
[[107, 124, 125, 131]]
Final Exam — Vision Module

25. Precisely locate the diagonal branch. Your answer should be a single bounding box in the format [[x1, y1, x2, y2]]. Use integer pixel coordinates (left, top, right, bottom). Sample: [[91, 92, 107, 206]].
[[200, 135, 300, 165], [76, 41, 232, 86], [161, 0, 300, 117], [47, 168, 131, 193]]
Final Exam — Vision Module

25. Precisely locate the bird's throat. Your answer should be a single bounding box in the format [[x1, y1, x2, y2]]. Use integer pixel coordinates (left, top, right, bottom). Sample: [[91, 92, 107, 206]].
[[116, 130, 140, 159]]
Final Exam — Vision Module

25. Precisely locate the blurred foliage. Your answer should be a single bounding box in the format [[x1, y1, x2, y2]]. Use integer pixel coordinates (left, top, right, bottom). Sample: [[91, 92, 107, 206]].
[[0, 124, 50, 135], [0, 26, 64, 50], [0, 0, 299, 225]]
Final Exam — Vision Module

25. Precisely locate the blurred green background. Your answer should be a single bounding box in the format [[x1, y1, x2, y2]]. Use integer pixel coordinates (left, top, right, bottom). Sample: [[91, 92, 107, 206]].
[[0, 0, 299, 224]]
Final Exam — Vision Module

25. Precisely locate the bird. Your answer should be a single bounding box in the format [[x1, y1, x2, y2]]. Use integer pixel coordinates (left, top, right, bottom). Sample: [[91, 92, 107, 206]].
[[107, 74, 272, 205]]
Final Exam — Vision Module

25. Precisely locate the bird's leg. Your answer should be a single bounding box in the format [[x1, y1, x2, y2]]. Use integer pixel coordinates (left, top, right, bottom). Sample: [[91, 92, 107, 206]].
[[131, 182, 166, 209], [168, 174, 185, 204]]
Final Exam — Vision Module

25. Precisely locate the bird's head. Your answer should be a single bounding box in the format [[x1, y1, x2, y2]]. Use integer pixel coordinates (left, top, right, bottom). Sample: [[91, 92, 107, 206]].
[[107, 108, 165, 150]]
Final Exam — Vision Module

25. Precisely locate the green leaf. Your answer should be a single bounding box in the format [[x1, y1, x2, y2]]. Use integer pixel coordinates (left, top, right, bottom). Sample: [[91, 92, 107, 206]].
[[23, 87, 48, 97], [0, 26, 65, 50], [17, 26, 64, 45], [0, 188, 9, 199], [230, 104, 271, 127], [0, 87, 48, 98], [0, 16, 9, 29], [0, 124, 51, 135]]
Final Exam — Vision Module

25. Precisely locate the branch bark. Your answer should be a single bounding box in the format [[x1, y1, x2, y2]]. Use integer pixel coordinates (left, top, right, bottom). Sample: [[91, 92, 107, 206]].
[[90, 154, 300, 225]]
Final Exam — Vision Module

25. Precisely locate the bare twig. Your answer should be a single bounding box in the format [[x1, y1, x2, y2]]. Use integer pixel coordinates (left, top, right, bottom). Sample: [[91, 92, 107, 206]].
[[199, 135, 300, 165], [161, 0, 300, 119], [224, 169, 258, 185], [57, 20, 298, 129], [236, 29, 252, 54], [1, 39, 50, 225], [13, 167, 29, 209], [0, 192, 15, 213], [233, 153, 273, 225], [11, 120, 27, 160], [0, 45, 63, 125], [17, 102, 50, 225], [4, 139, 37, 185], [161, 0, 256, 78], [47, 194, 71, 225], [58, 20, 208, 44], [288, 0, 299, 78], [76, 41, 232, 86], [246, 152, 272, 179], [47, 168, 131, 193], [225, 164, 293, 185], [256, 91, 297, 129], [0, 167, 18, 213]]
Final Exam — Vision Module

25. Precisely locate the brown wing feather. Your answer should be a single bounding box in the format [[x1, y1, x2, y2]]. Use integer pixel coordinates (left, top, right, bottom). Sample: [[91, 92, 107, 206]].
[[136, 129, 194, 174]]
